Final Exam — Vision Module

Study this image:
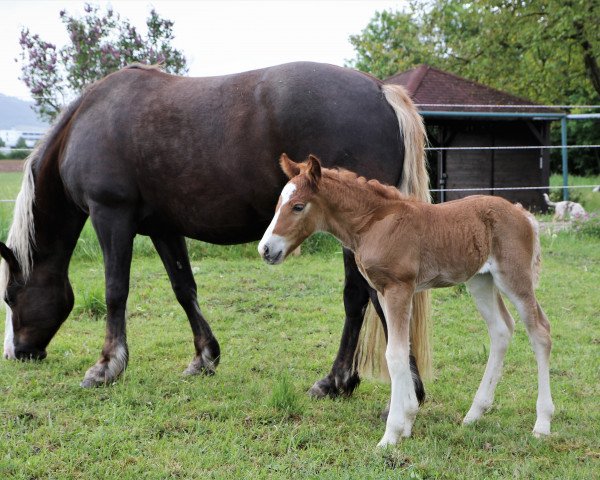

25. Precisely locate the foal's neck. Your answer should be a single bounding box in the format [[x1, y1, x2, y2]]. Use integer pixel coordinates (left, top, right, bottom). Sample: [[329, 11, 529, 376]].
[[318, 174, 407, 250]]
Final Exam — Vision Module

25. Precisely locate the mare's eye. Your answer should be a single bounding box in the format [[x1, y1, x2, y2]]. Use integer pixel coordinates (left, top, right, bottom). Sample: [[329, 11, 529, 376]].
[[292, 203, 305, 213], [4, 295, 14, 307]]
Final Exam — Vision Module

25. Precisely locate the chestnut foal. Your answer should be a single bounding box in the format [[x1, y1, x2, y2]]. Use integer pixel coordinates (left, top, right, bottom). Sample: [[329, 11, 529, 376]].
[[259, 154, 554, 447]]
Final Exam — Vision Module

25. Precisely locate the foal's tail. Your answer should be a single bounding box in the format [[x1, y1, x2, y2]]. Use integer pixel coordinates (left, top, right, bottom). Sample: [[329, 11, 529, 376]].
[[354, 84, 433, 380], [522, 206, 542, 288]]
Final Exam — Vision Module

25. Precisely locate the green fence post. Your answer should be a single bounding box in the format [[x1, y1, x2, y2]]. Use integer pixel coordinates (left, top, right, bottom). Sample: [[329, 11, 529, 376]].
[[561, 116, 568, 201]]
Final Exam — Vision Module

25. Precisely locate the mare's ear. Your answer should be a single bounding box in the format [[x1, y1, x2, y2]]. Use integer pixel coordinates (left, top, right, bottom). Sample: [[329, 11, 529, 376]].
[[306, 154, 322, 190], [0, 242, 20, 273], [280, 153, 301, 179]]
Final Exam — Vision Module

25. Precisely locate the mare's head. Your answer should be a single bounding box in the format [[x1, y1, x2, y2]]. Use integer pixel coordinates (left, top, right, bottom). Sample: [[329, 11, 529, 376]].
[[258, 154, 323, 264], [1, 242, 74, 360]]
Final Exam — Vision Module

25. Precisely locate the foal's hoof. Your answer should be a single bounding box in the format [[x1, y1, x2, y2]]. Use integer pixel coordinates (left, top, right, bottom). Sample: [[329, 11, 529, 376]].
[[532, 422, 551, 438], [183, 353, 219, 376], [377, 435, 399, 448]]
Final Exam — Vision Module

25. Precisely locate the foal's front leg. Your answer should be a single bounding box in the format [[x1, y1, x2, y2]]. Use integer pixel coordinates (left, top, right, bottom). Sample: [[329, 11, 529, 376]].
[[378, 282, 419, 447], [81, 205, 136, 387]]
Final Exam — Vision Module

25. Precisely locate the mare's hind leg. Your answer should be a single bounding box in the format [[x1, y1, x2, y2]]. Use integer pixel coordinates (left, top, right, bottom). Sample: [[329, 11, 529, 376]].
[[463, 274, 515, 424], [308, 248, 368, 398], [81, 205, 136, 387], [151, 235, 220, 375], [309, 248, 425, 401], [495, 275, 554, 436]]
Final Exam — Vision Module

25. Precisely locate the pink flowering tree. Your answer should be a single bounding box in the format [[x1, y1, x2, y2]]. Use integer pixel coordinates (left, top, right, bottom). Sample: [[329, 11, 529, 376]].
[[17, 3, 188, 122]]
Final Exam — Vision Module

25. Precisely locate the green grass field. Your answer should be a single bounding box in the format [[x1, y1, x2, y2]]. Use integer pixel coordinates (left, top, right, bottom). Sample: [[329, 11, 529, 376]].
[[0, 173, 599, 479]]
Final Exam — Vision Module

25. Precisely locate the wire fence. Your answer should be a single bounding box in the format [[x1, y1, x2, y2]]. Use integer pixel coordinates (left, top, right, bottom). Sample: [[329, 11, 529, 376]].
[[415, 103, 600, 109], [1, 107, 599, 202]]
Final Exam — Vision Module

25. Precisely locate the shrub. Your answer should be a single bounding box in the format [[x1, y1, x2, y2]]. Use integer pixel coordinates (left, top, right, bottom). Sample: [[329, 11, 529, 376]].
[[572, 213, 600, 238]]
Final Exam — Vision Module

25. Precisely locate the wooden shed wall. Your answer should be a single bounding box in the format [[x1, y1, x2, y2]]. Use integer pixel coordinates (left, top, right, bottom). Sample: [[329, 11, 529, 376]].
[[427, 120, 550, 211]]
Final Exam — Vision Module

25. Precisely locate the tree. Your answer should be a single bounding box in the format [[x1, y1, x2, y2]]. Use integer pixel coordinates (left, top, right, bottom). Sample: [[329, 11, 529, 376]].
[[348, 0, 600, 175], [14, 137, 28, 149], [17, 3, 188, 122], [349, 1, 600, 103]]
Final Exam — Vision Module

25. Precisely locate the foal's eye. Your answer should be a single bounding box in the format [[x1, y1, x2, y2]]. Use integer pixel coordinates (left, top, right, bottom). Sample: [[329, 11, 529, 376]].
[[292, 203, 305, 213]]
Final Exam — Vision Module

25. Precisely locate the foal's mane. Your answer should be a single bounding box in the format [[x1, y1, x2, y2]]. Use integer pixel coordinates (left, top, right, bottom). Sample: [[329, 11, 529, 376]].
[[322, 167, 411, 202]]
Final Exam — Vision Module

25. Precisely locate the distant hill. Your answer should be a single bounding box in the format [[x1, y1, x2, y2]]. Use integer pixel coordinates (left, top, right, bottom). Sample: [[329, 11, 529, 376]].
[[0, 93, 49, 129]]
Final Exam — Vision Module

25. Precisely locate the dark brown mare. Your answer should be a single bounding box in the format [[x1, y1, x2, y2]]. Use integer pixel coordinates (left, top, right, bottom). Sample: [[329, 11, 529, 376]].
[[1, 62, 430, 391]]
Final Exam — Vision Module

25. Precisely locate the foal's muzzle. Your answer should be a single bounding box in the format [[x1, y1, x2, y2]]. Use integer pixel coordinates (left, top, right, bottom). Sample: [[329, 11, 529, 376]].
[[258, 237, 286, 265], [261, 244, 284, 265]]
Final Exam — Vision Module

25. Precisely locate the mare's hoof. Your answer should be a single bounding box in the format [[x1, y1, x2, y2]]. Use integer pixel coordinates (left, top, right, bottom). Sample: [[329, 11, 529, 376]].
[[183, 353, 218, 376], [308, 379, 331, 398], [80, 364, 113, 388], [80, 377, 105, 388], [308, 372, 360, 399]]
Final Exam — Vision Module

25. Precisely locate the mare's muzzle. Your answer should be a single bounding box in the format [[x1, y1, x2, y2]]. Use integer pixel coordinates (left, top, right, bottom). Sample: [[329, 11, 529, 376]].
[[14, 347, 47, 361]]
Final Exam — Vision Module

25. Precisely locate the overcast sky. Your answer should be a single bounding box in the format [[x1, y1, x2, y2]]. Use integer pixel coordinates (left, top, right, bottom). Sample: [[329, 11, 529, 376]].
[[0, 0, 407, 101]]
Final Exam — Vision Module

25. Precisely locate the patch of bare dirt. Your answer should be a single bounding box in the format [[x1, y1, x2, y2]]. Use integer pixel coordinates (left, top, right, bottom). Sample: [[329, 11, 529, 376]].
[[539, 220, 572, 234], [0, 160, 25, 172]]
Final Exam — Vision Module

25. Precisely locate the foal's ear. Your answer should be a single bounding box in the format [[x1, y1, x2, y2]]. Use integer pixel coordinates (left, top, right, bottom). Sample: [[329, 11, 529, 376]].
[[306, 154, 322, 190], [0, 242, 20, 273], [280, 153, 301, 179]]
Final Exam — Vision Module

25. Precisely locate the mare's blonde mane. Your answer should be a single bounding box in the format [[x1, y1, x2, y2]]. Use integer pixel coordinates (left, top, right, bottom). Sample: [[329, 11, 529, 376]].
[[0, 153, 37, 296]]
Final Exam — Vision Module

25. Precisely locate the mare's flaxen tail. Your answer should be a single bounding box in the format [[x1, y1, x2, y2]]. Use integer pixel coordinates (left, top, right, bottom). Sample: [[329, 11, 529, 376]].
[[354, 84, 432, 382]]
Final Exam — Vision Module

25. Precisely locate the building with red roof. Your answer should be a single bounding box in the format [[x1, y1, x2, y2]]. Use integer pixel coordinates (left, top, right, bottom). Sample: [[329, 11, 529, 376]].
[[386, 65, 561, 209]]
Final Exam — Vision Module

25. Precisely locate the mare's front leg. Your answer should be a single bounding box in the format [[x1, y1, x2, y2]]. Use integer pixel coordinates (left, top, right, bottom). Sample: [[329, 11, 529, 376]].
[[309, 248, 378, 398], [81, 205, 136, 387], [378, 282, 419, 447], [151, 235, 220, 375]]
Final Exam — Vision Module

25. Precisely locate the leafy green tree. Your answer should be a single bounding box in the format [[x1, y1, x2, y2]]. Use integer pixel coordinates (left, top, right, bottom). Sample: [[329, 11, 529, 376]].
[[18, 3, 188, 122], [348, 0, 600, 174], [14, 137, 28, 149], [348, 10, 437, 79], [349, 0, 599, 102]]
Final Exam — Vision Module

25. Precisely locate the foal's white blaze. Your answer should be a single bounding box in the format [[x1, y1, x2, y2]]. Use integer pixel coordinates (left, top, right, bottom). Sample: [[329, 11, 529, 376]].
[[258, 183, 296, 259], [3, 308, 16, 359]]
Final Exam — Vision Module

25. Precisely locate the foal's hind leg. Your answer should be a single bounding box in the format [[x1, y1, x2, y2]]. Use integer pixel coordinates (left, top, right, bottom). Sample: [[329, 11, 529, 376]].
[[495, 277, 554, 436], [151, 235, 220, 375], [463, 274, 515, 424]]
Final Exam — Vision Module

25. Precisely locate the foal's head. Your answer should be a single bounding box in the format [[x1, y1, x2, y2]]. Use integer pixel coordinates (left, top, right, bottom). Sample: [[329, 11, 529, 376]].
[[258, 154, 323, 264]]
